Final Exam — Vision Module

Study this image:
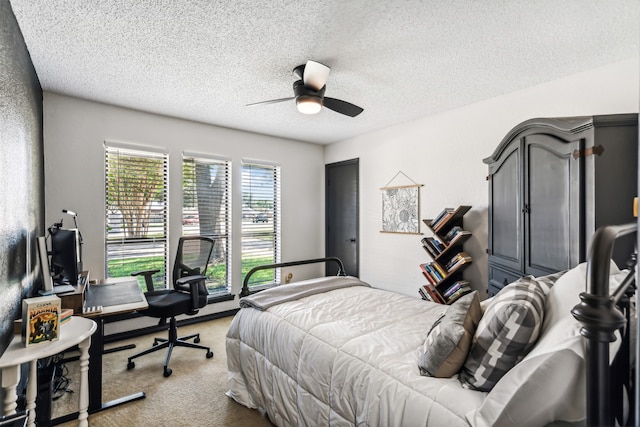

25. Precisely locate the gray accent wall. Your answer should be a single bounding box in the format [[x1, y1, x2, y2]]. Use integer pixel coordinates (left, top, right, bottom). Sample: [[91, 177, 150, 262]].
[[0, 0, 44, 355]]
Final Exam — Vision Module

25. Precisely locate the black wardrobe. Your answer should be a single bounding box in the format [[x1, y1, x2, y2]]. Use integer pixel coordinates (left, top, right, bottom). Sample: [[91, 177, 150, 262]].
[[484, 114, 638, 296]]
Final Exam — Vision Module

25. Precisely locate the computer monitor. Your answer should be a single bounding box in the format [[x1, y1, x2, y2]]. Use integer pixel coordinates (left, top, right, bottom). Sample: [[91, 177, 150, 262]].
[[50, 228, 82, 286], [37, 236, 54, 295]]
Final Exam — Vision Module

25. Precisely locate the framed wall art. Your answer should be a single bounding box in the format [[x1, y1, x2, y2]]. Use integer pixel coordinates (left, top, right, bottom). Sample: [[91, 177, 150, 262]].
[[380, 172, 422, 234]]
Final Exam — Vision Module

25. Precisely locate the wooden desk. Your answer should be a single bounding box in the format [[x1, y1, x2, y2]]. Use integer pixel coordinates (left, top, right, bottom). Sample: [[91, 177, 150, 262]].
[[51, 278, 148, 425], [0, 317, 96, 427]]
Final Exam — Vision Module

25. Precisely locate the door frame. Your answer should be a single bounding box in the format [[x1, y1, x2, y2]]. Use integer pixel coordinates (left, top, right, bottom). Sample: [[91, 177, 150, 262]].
[[325, 159, 359, 277]]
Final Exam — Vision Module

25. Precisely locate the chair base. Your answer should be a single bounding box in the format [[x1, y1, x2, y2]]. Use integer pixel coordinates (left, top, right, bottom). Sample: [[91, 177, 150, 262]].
[[126, 317, 213, 377]]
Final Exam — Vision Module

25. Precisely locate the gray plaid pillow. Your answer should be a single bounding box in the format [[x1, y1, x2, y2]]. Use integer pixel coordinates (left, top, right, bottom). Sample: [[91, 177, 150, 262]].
[[459, 276, 548, 391]]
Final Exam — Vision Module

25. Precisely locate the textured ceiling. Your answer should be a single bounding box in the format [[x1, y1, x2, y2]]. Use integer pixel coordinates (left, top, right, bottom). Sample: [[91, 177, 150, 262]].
[[9, 0, 640, 144]]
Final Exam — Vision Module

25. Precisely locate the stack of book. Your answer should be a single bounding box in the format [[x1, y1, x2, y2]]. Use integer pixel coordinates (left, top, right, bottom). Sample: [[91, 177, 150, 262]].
[[443, 226, 470, 244], [421, 236, 446, 257], [445, 252, 472, 273], [60, 308, 73, 324], [419, 283, 445, 304], [442, 281, 472, 304], [420, 262, 447, 284], [429, 207, 454, 231]]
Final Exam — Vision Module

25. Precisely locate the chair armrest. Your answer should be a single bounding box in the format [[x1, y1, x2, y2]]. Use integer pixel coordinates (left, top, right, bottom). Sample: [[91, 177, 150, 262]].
[[131, 269, 161, 276], [131, 269, 161, 291], [176, 275, 207, 311]]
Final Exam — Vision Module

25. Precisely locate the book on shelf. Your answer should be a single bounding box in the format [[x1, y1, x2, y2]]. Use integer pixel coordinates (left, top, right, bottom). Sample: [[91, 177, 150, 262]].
[[433, 212, 456, 232], [419, 286, 433, 302], [432, 262, 447, 278], [421, 244, 437, 259], [447, 230, 471, 246], [421, 236, 445, 254], [421, 269, 437, 285], [22, 295, 61, 347], [445, 252, 472, 271], [420, 263, 443, 283], [447, 256, 472, 273], [432, 236, 446, 251], [442, 280, 470, 298], [445, 285, 472, 304], [429, 207, 454, 229], [423, 284, 445, 304], [443, 226, 462, 241], [421, 238, 439, 257], [444, 226, 466, 242]]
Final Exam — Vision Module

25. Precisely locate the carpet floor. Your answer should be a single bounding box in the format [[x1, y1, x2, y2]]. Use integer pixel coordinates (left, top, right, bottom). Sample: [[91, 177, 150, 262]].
[[53, 315, 273, 426]]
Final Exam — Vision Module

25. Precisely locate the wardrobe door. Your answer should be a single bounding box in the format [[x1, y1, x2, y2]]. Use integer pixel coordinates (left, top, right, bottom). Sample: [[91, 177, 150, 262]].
[[487, 140, 522, 273], [523, 134, 582, 276]]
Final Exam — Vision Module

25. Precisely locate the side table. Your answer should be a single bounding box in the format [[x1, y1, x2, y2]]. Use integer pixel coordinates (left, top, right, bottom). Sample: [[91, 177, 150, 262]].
[[0, 316, 96, 427]]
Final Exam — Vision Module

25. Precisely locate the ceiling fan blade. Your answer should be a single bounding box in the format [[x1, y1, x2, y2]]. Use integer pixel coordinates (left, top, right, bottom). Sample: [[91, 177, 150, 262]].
[[303, 60, 330, 91], [246, 97, 294, 107], [323, 97, 364, 117]]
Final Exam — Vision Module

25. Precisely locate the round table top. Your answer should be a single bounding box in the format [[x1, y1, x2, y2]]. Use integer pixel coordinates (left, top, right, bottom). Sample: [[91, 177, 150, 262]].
[[0, 316, 97, 368]]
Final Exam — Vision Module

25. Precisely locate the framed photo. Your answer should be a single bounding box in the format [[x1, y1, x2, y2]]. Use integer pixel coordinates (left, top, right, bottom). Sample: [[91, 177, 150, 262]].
[[380, 184, 420, 234]]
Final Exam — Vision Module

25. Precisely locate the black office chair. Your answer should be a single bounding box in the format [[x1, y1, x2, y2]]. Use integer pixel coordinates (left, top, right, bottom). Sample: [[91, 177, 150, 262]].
[[127, 236, 215, 377]]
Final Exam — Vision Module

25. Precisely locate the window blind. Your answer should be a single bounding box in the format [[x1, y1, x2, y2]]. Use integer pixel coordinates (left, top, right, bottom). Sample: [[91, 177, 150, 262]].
[[241, 161, 281, 288], [182, 154, 231, 293], [104, 143, 168, 291]]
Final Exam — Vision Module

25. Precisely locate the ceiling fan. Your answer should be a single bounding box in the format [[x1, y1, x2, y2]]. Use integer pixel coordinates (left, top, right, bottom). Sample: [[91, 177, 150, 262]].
[[247, 60, 364, 117]]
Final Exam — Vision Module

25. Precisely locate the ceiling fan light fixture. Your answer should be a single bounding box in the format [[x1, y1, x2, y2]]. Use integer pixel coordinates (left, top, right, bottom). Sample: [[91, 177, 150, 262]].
[[296, 96, 322, 114]]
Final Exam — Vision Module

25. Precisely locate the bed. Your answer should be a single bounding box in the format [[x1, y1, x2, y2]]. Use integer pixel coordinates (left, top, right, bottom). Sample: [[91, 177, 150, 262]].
[[226, 225, 637, 427]]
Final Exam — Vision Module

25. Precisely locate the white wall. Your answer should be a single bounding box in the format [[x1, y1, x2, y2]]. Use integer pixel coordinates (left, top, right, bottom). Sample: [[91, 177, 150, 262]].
[[325, 58, 639, 299], [43, 93, 325, 319]]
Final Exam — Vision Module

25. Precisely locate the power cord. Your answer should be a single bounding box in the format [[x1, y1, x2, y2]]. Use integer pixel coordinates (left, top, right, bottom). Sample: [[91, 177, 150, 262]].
[[51, 353, 74, 400]]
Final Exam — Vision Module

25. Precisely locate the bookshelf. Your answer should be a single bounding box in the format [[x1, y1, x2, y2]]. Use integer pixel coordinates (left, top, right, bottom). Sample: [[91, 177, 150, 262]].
[[419, 205, 472, 304]]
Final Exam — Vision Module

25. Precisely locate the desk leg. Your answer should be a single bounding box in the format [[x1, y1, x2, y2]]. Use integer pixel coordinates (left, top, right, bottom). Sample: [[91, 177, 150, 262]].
[[1, 365, 19, 415], [26, 360, 37, 427], [88, 317, 104, 412], [78, 336, 90, 427], [87, 316, 145, 414]]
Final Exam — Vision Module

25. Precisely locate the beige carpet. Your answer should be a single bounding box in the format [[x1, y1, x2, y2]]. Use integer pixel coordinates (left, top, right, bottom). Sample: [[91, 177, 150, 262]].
[[53, 316, 273, 426]]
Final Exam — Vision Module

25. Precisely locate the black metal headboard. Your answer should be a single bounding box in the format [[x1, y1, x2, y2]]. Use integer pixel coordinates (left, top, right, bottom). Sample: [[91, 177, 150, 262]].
[[572, 223, 637, 427], [240, 257, 346, 298]]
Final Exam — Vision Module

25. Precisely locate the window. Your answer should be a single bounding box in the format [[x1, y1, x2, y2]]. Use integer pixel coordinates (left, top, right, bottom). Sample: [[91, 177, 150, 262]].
[[241, 160, 281, 289], [182, 153, 231, 294], [105, 142, 168, 291]]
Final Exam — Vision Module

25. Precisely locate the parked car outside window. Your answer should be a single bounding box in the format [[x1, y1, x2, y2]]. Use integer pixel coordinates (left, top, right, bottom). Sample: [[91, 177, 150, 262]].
[[253, 213, 267, 223]]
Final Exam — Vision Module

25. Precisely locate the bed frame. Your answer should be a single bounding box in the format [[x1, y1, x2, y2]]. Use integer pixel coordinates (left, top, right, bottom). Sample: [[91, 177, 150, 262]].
[[572, 222, 637, 427], [239, 256, 346, 297]]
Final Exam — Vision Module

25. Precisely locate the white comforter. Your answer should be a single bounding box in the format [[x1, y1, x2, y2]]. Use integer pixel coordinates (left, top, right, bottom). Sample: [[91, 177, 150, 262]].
[[226, 278, 485, 426]]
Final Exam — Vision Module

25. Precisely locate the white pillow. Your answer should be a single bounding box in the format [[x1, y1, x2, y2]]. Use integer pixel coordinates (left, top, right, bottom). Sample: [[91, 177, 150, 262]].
[[542, 260, 623, 336], [467, 261, 626, 427]]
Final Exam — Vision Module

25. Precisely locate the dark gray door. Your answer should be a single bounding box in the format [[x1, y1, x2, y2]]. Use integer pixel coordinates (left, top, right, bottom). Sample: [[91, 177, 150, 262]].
[[524, 134, 582, 276], [325, 159, 359, 277], [487, 140, 522, 273]]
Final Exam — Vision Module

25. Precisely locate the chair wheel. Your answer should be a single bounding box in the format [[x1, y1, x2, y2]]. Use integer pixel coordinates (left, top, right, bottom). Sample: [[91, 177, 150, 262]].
[[194, 337, 200, 343], [163, 368, 172, 377], [127, 361, 135, 370], [206, 351, 214, 359]]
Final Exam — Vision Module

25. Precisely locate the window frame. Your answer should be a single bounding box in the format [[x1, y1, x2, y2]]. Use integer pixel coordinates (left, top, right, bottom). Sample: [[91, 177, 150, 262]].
[[104, 141, 169, 291], [241, 159, 281, 291], [181, 151, 232, 295]]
